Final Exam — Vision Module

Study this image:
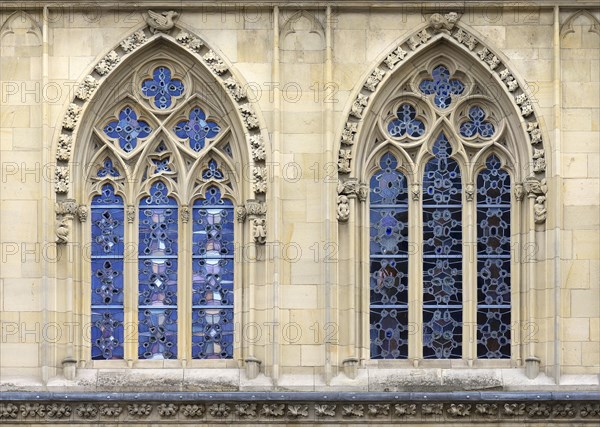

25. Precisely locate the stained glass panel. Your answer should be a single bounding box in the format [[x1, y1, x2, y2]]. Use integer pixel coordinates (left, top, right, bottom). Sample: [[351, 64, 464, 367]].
[[141, 66, 184, 109], [460, 106, 495, 138], [174, 107, 221, 152], [192, 187, 234, 359], [477, 155, 511, 358], [387, 103, 425, 138], [91, 184, 124, 360], [103, 106, 152, 153], [369, 153, 409, 359], [422, 133, 462, 358], [138, 181, 178, 359], [419, 65, 465, 109]]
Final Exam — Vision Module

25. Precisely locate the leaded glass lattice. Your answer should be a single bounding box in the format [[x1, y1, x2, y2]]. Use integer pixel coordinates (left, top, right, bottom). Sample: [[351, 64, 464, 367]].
[[192, 187, 234, 359], [174, 107, 221, 152], [419, 65, 465, 109], [103, 106, 152, 153], [477, 155, 511, 358], [422, 133, 462, 359], [91, 184, 125, 360], [138, 181, 178, 359], [387, 103, 425, 138], [369, 153, 409, 359], [141, 66, 185, 109], [460, 106, 495, 138]]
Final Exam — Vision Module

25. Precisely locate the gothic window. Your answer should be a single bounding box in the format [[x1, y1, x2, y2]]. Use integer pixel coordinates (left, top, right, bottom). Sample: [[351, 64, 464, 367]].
[[83, 57, 243, 363], [365, 59, 516, 361]]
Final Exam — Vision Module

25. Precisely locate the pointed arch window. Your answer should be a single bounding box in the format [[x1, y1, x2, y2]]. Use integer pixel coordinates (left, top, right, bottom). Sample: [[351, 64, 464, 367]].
[[83, 60, 243, 363], [366, 61, 515, 362]]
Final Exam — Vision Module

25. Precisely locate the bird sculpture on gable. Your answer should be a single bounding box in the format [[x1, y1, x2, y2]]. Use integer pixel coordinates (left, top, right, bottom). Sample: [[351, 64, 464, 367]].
[[145, 10, 179, 34]]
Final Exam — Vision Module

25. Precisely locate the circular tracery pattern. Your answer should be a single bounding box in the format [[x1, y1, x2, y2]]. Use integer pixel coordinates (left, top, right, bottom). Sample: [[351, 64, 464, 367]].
[[103, 106, 152, 153], [387, 103, 425, 138], [419, 65, 464, 109], [460, 106, 495, 138]]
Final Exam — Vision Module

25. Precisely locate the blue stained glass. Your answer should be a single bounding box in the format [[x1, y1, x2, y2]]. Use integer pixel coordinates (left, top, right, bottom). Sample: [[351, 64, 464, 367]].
[[91, 309, 124, 360], [103, 107, 152, 153], [370, 308, 408, 359], [141, 66, 184, 109], [369, 153, 409, 359], [477, 155, 511, 359], [97, 158, 120, 177], [419, 65, 464, 109], [91, 183, 124, 360], [387, 103, 426, 138], [138, 181, 178, 359], [139, 259, 178, 306], [460, 106, 495, 138], [91, 259, 123, 305], [92, 183, 123, 206], [423, 308, 462, 359], [152, 158, 171, 174], [202, 159, 224, 180], [422, 133, 462, 358], [192, 308, 234, 359], [138, 309, 177, 359], [192, 186, 234, 359], [174, 107, 221, 152]]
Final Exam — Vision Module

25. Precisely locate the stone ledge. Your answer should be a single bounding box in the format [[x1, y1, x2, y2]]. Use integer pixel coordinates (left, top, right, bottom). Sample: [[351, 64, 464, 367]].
[[0, 392, 599, 424]]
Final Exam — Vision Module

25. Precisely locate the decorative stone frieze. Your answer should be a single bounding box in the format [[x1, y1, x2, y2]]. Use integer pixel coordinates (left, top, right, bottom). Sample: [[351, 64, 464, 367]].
[[252, 166, 267, 193], [239, 103, 260, 129], [532, 148, 546, 173], [55, 166, 70, 193], [384, 45, 407, 69], [527, 121, 542, 144], [340, 122, 358, 146], [203, 50, 228, 75], [453, 28, 478, 50], [249, 134, 265, 160], [338, 149, 352, 173], [499, 69, 519, 92], [120, 30, 146, 52], [75, 75, 98, 101], [407, 29, 431, 50], [364, 67, 386, 92], [349, 93, 368, 119], [56, 134, 72, 161], [62, 103, 82, 130], [176, 31, 204, 52], [477, 47, 500, 70], [223, 77, 247, 102], [337, 194, 350, 221], [94, 50, 120, 75]]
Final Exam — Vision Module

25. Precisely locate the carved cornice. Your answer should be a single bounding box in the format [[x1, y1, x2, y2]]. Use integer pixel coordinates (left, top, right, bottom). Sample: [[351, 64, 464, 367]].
[[0, 392, 598, 424]]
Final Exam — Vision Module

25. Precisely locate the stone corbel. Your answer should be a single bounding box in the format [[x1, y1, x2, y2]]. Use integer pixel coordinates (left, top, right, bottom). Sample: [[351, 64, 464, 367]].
[[241, 200, 267, 245], [428, 12, 459, 34], [337, 178, 368, 221], [55, 199, 78, 244], [524, 177, 547, 224]]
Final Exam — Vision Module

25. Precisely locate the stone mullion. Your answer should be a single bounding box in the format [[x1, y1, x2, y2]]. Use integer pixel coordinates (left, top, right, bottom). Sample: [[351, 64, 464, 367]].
[[512, 184, 523, 366], [346, 197, 357, 364], [359, 197, 370, 362], [79, 215, 91, 367], [180, 206, 190, 364], [236, 211, 247, 364], [464, 184, 477, 365], [125, 205, 137, 364], [410, 179, 423, 363]]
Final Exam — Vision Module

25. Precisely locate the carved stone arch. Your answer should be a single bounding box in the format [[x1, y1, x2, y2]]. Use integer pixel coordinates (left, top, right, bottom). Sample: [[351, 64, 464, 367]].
[[561, 9, 600, 38], [336, 22, 549, 223], [0, 10, 41, 44], [52, 24, 270, 206]]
